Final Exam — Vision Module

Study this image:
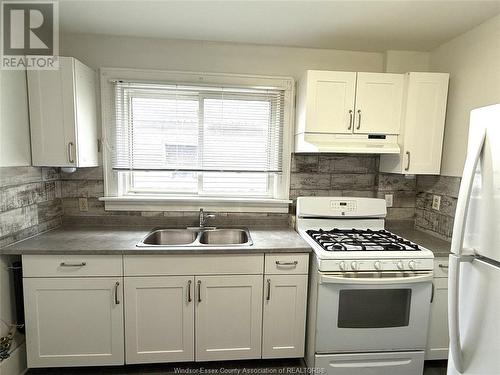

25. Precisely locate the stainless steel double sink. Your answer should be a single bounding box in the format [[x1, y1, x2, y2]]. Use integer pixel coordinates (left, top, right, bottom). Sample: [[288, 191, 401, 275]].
[[136, 227, 253, 247]]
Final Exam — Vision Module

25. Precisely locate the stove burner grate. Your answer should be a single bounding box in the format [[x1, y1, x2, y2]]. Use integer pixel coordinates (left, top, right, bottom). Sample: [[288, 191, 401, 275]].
[[306, 228, 420, 252]]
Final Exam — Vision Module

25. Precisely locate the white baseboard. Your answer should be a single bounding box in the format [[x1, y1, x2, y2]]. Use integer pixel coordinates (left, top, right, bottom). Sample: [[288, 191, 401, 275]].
[[0, 342, 27, 375]]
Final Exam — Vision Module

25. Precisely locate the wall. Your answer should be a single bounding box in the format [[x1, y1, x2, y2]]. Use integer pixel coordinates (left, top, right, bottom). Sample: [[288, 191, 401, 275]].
[[60, 33, 384, 78], [415, 175, 461, 241], [384, 50, 430, 73], [430, 14, 500, 177]]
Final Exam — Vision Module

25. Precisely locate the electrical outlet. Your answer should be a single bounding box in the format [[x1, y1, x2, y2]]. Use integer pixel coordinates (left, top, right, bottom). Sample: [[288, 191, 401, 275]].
[[432, 195, 441, 211], [78, 197, 88, 212], [385, 194, 393, 208]]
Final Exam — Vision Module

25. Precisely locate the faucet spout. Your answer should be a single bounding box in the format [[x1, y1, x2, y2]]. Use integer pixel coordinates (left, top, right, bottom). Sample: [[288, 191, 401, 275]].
[[199, 208, 215, 228]]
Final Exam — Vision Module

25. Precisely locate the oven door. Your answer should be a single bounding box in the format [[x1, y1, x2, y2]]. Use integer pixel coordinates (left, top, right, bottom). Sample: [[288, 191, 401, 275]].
[[316, 271, 433, 353]]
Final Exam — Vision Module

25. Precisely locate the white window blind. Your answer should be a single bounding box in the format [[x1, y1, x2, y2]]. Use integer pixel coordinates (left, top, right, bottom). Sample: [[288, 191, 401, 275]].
[[111, 81, 285, 197]]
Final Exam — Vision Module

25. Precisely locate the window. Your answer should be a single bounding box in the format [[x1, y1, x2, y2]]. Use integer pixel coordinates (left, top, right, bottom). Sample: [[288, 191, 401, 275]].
[[101, 70, 293, 212]]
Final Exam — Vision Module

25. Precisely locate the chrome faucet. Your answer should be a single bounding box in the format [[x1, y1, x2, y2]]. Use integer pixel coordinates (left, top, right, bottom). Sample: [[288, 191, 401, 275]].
[[199, 208, 215, 228]]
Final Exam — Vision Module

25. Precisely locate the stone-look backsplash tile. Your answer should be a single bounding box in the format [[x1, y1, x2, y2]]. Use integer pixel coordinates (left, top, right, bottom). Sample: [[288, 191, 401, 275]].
[[415, 175, 461, 241], [0, 167, 63, 248], [290, 154, 416, 220], [59, 156, 411, 226]]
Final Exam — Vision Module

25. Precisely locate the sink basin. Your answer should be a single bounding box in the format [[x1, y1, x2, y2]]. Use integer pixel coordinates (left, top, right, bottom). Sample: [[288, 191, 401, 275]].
[[137, 228, 253, 247], [199, 229, 251, 245], [140, 229, 197, 246]]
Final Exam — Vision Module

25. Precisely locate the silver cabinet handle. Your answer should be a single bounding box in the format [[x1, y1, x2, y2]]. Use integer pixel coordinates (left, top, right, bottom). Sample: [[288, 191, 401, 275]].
[[348, 110, 353, 130], [266, 279, 271, 301], [439, 264, 449, 269], [197, 280, 202, 303], [68, 142, 75, 164], [275, 261, 298, 266], [356, 109, 361, 129], [114, 282, 120, 305], [187, 280, 192, 303], [60, 262, 86, 267], [405, 151, 411, 171], [431, 282, 435, 303]]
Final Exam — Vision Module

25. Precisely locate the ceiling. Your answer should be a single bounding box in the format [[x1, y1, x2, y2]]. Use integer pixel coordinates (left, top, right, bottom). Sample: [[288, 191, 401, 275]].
[[59, 0, 500, 52]]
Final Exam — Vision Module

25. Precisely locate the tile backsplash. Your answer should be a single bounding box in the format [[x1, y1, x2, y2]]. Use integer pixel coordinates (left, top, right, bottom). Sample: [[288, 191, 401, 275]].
[[291, 154, 416, 221], [415, 175, 461, 241], [0, 167, 62, 248], [1, 156, 461, 244]]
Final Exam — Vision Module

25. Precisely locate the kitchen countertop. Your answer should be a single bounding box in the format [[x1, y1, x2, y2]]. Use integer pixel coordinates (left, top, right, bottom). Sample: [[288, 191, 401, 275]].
[[1, 225, 312, 255], [386, 221, 451, 257]]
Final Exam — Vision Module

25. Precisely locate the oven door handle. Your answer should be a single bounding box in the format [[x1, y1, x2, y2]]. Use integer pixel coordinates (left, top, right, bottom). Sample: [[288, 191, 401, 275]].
[[319, 273, 433, 285]]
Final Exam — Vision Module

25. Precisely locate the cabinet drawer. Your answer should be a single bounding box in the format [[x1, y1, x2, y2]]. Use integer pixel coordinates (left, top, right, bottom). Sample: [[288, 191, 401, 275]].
[[22, 255, 123, 277], [265, 253, 309, 274], [433, 258, 449, 278], [124, 254, 263, 276]]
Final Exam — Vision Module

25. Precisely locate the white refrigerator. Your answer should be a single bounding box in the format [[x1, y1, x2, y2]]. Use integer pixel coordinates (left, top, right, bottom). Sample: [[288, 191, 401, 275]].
[[448, 104, 500, 375]]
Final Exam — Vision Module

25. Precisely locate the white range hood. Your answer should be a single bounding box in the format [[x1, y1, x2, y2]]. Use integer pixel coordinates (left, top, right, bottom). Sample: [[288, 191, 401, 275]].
[[295, 132, 401, 154]]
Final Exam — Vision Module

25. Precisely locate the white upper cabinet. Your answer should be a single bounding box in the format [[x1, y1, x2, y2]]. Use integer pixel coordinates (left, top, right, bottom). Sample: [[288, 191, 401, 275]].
[[295, 70, 403, 153], [27, 56, 98, 168], [354, 73, 404, 135], [380, 72, 449, 174], [0, 69, 31, 167], [296, 71, 356, 134]]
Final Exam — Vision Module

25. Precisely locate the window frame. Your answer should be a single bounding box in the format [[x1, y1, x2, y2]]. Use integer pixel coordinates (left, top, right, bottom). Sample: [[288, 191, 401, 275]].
[[99, 68, 294, 213]]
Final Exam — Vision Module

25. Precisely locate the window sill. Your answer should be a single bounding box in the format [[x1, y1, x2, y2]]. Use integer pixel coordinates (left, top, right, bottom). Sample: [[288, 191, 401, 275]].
[[99, 196, 291, 213]]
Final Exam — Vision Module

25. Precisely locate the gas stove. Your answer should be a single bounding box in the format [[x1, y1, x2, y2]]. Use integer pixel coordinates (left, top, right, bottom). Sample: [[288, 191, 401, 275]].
[[306, 228, 420, 252], [296, 197, 434, 272]]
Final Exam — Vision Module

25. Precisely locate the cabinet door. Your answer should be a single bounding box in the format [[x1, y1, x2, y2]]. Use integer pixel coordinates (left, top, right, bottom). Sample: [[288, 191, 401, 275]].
[[124, 276, 194, 364], [354, 72, 403, 134], [27, 57, 77, 167], [262, 275, 308, 359], [23, 277, 124, 368], [306, 71, 356, 134], [195, 275, 262, 361], [73, 59, 99, 167], [402, 73, 449, 174], [426, 277, 449, 360]]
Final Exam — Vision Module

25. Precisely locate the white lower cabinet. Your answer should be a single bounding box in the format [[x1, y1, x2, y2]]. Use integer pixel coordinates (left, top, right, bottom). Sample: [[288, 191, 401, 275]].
[[124, 276, 194, 364], [195, 275, 263, 361], [23, 277, 124, 367], [23, 253, 309, 368], [262, 275, 308, 358], [426, 258, 449, 360]]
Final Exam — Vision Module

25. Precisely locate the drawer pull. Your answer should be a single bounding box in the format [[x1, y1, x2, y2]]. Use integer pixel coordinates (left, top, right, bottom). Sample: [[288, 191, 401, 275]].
[[438, 264, 449, 269], [275, 261, 298, 266], [114, 282, 120, 305], [60, 262, 86, 267]]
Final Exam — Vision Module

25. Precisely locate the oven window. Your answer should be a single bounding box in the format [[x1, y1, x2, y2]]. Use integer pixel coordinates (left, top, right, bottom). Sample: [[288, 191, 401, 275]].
[[338, 289, 411, 328]]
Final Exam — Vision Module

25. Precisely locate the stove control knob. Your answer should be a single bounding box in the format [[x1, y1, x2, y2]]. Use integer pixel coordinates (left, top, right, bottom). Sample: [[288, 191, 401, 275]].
[[351, 261, 358, 271], [339, 261, 347, 271], [397, 260, 404, 271], [374, 261, 382, 271], [408, 260, 416, 270]]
